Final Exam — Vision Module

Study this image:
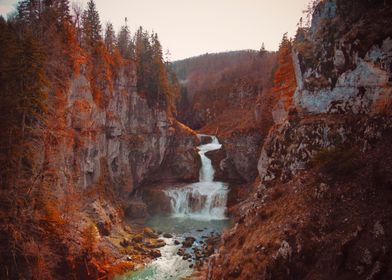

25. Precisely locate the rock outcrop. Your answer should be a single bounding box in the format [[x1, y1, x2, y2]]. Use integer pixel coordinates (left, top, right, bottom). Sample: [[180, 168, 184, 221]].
[[34, 61, 200, 277], [67, 65, 199, 196], [211, 1, 392, 279]]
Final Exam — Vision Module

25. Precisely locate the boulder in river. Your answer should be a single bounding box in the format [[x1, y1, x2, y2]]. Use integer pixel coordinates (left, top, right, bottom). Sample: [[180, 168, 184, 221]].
[[132, 235, 144, 243], [182, 236, 196, 248], [144, 227, 159, 239], [177, 248, 186, 256], [149, 249, 161, 258]]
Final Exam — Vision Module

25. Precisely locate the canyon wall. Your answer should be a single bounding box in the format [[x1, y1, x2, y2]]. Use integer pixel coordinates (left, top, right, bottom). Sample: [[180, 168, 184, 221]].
[[211, 1, 392, 279], [16, 60, 200, 278], [51, 62, 199, 206]]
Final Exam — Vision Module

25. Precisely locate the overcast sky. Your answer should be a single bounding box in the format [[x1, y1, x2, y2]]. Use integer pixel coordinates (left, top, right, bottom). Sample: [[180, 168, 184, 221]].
[[0, 0, 310, 60]]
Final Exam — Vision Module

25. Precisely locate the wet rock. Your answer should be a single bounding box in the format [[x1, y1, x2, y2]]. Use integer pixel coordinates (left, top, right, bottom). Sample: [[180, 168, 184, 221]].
[[163, 233, 173, 238], [133, 244, 145, 253], [205, 147, 228, 182], [144, 227, 159, 239], [146, 239, 166, 248], [182, 236, 196, 248], [206, 235, 221, 246], [203, 244, 215, 257], [132, 235, 144, 243], [177, 248, 186, 256], [155, 239, 166, 248], [149, 249, 161, 258], [195, 251, 203, 260], [174, 240, 180, 245]]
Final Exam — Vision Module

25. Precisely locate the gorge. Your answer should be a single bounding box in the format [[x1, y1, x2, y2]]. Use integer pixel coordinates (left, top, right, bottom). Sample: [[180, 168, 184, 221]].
[[1, 0, 392, 280], [117, 135, 230, 279]]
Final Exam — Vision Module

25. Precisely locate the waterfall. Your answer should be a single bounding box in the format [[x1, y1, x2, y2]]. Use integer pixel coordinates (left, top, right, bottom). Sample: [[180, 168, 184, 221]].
[[165, 135, 228, 220], [198, 135, 221, 182]]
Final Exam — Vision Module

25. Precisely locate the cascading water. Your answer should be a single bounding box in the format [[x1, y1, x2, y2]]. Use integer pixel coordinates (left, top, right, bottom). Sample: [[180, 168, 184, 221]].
[[118, 135, 230, 280], [165, 135, 229, 220]]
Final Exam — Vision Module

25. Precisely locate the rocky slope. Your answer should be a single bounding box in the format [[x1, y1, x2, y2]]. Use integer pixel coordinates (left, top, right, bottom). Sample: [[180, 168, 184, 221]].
[[174, 51, 278, 186], [210, 0, 392, 279], [4, 59, 200, 279]]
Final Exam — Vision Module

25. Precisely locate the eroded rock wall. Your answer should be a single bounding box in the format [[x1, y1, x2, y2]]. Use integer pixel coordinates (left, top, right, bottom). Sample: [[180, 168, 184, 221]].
[[65, 64, 199, 196], [211, 1, 392, 279]]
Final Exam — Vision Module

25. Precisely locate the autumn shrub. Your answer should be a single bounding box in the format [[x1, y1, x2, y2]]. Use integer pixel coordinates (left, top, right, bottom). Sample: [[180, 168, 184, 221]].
[[312, 146, 358, 179], [82, 223, 99, 254]]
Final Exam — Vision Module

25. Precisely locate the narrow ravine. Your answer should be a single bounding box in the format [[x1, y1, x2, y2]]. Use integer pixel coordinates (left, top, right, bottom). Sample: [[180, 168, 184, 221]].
[[116, 135, 230, 280]]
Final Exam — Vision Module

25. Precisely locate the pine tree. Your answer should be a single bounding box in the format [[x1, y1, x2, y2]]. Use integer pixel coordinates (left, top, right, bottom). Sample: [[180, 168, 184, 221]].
[[42, 0, 71, 24], [104, 22, 116, 53], [14, 34, 48, 148], [151, 32, 168, 107], [0, 22, 47, 181], [259, 42, 266, 57], [82, 0, 101, 50], [117, 23, 131, 59], [17, 0, 42, 24], [135, 26, 151, 96]]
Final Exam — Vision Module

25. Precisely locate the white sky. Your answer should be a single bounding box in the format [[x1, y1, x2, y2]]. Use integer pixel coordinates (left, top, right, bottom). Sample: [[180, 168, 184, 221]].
[[0, 0, 310, 60]]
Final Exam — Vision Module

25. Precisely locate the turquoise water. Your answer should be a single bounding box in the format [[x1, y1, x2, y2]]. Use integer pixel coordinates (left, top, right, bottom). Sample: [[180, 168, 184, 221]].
[[115, 215, 231, 280], [116, 136, 231, 280]]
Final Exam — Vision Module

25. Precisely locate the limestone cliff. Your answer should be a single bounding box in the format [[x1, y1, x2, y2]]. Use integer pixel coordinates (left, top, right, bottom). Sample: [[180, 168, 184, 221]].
[[66, 64, 199, 195], [211, 1, 392, 279], [25, 61, 200, 278]]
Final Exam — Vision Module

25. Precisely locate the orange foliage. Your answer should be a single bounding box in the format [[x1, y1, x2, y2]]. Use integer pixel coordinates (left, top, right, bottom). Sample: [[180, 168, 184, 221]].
[[63, 21, 86, 75], [73, 98, 92, 113], [271, 37, 297, 112], [87, 42, 117, 109]]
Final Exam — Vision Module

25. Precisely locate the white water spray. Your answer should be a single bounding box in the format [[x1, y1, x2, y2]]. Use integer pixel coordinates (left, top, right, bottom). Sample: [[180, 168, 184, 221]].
[[165, 135, 228, 220]]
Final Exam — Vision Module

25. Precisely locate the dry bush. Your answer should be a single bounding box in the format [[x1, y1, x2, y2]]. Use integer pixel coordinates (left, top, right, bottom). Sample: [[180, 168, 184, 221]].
[[313, 146, 358, 179]]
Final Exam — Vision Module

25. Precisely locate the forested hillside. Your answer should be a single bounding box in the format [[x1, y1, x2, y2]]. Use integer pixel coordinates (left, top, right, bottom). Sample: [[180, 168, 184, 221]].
[[173, 50, 277, 129], [0, 0, 197, 279]]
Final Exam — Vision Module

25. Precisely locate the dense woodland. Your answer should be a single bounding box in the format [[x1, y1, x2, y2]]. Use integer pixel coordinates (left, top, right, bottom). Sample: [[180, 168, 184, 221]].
[[0, 0, 180, 278], [173, 50, 278, 130]]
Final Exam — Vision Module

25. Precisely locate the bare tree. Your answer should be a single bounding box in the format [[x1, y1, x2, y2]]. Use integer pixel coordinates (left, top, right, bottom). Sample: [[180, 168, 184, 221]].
[[71, 1, 83, 44]]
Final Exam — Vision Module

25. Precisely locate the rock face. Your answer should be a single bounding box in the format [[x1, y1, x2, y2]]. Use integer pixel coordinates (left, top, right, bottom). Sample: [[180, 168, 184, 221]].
[[294, 37, 392, 115], [65, 65, 199, 196], [211, 1, 392, 279], [258, 116, 392, 185], [214, 130, 263, 183]]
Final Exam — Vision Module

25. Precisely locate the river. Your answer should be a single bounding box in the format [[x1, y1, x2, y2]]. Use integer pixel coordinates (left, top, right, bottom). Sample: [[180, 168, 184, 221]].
[[115, 135, 231, 280]]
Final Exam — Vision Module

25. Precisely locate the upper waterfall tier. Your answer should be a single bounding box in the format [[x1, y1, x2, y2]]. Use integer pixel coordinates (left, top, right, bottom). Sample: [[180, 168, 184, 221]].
[[197, 135, 222, 182]]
